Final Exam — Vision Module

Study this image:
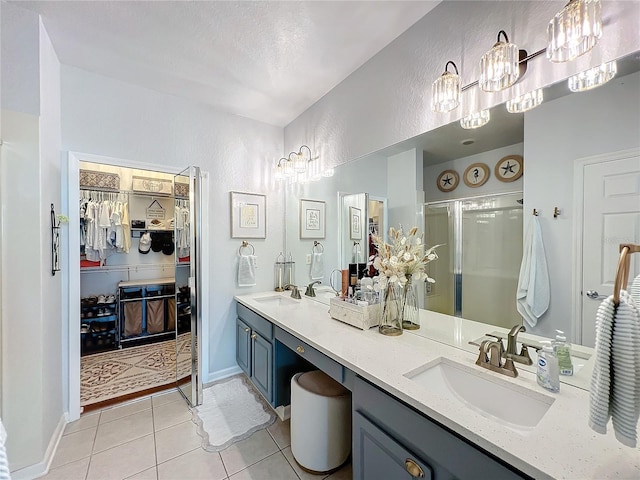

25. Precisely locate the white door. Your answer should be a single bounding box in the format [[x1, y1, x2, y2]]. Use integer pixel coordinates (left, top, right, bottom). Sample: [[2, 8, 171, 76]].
[[581, 150, 640, 346]]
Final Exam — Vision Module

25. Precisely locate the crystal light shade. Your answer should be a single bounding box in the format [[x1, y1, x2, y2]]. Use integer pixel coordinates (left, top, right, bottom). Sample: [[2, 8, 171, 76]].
[[460, 110, 490, 129], [431, 61, 461, 113], [506, 89, 544, 113], [291, 152, 307, 173], [479, 31, 520, 92], [547, 0, 602, 63], [568, 61, 616, 92]]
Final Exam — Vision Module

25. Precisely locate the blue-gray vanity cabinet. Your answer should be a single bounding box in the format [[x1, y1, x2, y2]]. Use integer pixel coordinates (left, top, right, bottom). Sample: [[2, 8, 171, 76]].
[[236, 303, 274, 404], [353, 376, 531, 480]]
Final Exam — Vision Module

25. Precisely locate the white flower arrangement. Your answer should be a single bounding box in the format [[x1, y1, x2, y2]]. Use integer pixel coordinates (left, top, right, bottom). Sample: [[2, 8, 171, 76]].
[[369, 226, 440, 289]]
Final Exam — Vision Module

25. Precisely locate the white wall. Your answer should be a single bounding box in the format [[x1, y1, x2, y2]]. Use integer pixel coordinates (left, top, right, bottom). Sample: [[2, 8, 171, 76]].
[[524, 71, 640, 340], [1, 5, 65, 473], [61, 66, 284, 381], [284, 1, 640, 163], [38, 17, 64, 469], [423, 143, 524, 203]]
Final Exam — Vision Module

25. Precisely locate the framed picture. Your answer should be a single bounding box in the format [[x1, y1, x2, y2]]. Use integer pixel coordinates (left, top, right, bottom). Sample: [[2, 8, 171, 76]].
[[299, 199, 325, 239], [230, 191, 266, 238], [350, 206, 362, 240]]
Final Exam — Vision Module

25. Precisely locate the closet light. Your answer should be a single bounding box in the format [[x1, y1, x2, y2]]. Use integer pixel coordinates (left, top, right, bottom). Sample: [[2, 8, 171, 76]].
[[568, 60, 616, 92], [547, 0, 602, 63], [460, 109, 490, 129], [431, 61, 461, 113], [479, 31, 520, 92], [506, 88, 544, 113]]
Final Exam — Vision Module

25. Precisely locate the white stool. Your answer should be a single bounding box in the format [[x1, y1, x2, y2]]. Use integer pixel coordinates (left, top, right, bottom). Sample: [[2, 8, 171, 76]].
[[290, 370, 351, 474]]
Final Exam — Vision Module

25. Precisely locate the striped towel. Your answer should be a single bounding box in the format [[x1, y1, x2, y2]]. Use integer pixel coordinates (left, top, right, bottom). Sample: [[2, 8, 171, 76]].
[[0, 418, 10, 480], [589, 291, 640, 447]]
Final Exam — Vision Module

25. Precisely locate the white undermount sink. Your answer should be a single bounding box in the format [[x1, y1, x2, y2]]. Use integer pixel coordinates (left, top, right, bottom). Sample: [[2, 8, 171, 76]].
[[253, 295, 299, 306], [404, 357, 554, 432]]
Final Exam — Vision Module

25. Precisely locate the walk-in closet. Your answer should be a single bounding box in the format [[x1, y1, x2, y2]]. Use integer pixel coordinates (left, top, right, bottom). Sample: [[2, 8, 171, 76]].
[[78, 160, 201, 411]]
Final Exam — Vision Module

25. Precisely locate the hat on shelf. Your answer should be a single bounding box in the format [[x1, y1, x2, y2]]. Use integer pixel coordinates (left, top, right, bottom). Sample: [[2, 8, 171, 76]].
[[150, 233, 163, 252], [138, 232, 151, 254], [161, 232, 175, 256]]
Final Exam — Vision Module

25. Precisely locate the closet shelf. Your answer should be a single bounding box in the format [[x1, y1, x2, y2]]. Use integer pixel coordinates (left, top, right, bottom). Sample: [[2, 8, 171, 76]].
[[81, 264, 175, 274], [120, 294, 176, 302]]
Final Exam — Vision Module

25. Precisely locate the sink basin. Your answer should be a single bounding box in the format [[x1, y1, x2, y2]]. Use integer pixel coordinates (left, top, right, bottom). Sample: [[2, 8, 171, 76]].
[[404, 357, 554, 432], [253, 295, 298, 306]]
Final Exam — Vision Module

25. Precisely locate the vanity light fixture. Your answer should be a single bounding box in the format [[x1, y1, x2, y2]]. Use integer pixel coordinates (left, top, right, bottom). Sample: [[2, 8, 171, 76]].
[[506, 88, 544, 113], [568, 60, 616, 92], [431, 61, 461, 113], [547, 0, 602, 63], [460, 109, 490, 129], [479, 30, 523, 92], [274, 157, 294, 180], [289, 145, 312, 173]]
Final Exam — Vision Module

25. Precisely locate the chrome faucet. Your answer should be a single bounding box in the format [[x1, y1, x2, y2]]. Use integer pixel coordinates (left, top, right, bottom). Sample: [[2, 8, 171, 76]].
[[284, 284, 301, 299], [476, 340, 518, 378], [505, 324, 533, 366], [305, 281, 321, 297]]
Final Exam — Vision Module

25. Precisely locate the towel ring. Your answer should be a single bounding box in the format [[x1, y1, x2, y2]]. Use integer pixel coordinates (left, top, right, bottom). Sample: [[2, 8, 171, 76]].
[[313, 241, 324, 253], [239, 241, 255, 256]]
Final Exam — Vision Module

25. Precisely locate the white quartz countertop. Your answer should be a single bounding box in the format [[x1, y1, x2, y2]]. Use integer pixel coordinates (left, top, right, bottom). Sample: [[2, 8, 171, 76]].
[[235, 291, 640, 480]]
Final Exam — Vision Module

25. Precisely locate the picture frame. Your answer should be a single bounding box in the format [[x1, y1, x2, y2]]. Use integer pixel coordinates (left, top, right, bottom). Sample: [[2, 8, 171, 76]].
[[299, 199, 326, 239], [350, 206, 362, 240], [230, 191, 266, 239]]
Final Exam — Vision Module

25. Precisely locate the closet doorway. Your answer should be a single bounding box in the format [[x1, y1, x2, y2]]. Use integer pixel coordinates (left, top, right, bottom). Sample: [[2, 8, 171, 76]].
[[67, 153, 205, 420]]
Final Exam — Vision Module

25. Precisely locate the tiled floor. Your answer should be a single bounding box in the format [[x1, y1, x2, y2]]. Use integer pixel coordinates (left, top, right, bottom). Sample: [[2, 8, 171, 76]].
[[41, 389, 352, 480]]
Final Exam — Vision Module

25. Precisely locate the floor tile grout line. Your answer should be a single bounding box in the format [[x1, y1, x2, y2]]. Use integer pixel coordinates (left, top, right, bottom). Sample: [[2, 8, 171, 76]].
[[227, 450, 283, 479], [150, 398, 159, 480]]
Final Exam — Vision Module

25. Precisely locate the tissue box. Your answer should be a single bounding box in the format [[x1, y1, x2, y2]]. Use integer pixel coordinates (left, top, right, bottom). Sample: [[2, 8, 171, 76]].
[[329, 297, 381, 330]]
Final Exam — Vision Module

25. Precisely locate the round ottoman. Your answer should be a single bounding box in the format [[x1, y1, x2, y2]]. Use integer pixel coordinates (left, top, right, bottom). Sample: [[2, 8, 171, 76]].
[[290, 370, 351, 474]]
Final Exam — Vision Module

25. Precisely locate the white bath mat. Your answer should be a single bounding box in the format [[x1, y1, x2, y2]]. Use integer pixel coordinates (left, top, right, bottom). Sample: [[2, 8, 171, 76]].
[[192, 374, 276, 451]]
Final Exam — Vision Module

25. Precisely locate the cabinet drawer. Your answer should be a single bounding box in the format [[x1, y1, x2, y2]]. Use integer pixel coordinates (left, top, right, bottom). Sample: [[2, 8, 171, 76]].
[[353, 377, 529, 480], [237, 303, 273, 341], [275, 326, 343, 383]]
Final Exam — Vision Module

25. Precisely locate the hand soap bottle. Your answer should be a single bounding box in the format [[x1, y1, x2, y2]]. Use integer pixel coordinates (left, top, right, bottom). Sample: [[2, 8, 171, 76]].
[[537, 341, 560, 392], [554, 330, 574, 376]]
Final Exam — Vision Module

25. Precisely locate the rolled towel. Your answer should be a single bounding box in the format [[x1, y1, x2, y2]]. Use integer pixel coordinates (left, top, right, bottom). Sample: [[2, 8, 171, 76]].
[[238, 255, 257, 287], [310, 252, 324, 280]]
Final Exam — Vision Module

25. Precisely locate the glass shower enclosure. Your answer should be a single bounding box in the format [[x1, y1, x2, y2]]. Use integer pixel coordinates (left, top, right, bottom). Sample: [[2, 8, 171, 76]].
[[424, 192, 523, 328]]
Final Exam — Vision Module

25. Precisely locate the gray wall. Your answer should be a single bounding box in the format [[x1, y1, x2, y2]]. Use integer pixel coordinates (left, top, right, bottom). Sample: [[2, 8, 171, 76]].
[[524, 71, 640, 339]]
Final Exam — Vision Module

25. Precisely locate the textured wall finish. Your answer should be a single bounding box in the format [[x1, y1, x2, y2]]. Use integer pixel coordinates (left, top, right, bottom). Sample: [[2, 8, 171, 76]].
[[15, 0, 440, 126], [284, 1, 640, 165]]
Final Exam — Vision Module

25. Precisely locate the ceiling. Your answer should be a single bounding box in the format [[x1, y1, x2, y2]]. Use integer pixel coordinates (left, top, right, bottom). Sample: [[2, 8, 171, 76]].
[[13, 0, 440, 127]]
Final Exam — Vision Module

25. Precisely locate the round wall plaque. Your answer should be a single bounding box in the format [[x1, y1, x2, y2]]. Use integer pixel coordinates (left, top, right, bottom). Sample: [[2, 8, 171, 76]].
[[463, 163, 490, 188], [495, 155, 524, 182], [436, 170, 459, 193]]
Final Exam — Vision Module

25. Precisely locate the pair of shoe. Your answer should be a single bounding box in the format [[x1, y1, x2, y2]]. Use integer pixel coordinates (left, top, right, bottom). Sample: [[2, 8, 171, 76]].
[[97, 294, 116, 304]]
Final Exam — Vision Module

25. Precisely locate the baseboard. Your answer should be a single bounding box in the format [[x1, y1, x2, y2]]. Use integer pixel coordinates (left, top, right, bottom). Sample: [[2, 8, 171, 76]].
[[12, 413, 67, 480], [275, 404, 291, 422], [205, 365, 243, 386]]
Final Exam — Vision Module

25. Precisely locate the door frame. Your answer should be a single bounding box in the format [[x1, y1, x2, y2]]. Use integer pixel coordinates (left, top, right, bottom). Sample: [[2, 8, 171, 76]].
[[571, 147, 640, 345], [65, 151, 210, 420]]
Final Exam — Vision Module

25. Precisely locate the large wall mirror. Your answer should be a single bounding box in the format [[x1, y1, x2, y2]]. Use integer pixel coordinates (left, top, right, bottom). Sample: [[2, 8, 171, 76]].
[[284, 50, 640, 361]]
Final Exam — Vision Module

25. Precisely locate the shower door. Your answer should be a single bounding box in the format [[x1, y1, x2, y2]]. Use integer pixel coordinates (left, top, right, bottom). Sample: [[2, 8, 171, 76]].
[[174, 166, 203, 407], [424, 192, 523, 328]]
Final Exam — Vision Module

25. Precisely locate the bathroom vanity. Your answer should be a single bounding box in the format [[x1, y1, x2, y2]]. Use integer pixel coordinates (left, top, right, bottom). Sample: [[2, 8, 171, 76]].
[[235, 291, 640, 480]]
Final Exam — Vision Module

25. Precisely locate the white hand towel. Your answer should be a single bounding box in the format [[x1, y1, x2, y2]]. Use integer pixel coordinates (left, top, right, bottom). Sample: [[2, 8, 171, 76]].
[[516, 216, 550, 327], [310, 252, 324, 280], [238, 255, 257, 287], [630, 274, 640, 307], [589, 296, 615, 434]]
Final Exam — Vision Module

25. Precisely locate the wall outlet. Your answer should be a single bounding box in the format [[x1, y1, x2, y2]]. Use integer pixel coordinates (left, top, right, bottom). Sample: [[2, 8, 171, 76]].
[[306, 254, 312, 265]]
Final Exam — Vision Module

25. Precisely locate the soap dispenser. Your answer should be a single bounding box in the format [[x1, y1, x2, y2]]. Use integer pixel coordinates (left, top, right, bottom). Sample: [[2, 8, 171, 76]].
[[537, 341, 560, 392], [554, 330, 574, 376]]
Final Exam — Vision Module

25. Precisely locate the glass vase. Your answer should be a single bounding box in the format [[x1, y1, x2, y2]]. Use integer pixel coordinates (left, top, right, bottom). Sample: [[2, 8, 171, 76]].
[[401, 274, 420, 330], [379, 284, 402, 336]]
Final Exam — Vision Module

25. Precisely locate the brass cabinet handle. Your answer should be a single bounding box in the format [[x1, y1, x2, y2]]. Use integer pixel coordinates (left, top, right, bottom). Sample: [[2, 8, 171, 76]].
[[251, 333, 257, 340], [244, 328, 250, 333], [405, 459, 424, 478], [296, 346, 305, 354]]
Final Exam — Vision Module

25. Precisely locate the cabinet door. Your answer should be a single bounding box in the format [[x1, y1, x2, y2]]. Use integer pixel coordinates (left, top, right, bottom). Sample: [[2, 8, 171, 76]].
[[236, 318, 251, 376], [354, 411, 433, 480], [251, 332, 273, 404]]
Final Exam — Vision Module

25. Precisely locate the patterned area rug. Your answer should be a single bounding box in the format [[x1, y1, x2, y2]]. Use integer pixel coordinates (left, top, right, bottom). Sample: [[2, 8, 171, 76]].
[[81, 333, 192, 406], [193, 374, 276, 452]]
